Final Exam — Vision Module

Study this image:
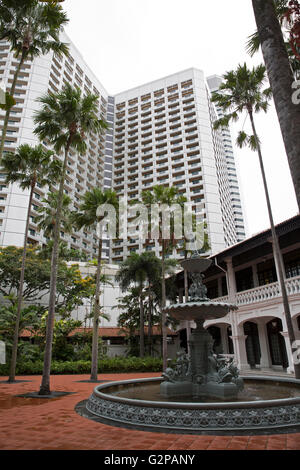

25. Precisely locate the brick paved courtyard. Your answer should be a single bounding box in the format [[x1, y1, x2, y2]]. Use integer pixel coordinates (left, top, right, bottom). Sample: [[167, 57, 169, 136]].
[[0, 373, 299, 450]]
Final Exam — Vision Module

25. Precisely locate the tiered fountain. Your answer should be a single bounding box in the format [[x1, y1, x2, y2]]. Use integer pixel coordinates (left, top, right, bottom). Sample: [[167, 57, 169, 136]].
[[78, 252, 300, 434], [160, 253, 243, 401]]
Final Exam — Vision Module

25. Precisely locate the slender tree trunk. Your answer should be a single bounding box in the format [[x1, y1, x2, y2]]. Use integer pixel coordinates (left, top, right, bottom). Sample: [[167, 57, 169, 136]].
[[90, 236, 103, 380], [39, 143, 70, 395], [252, 0, 300, 210], [148, 285, 152, 356], [8, 182, 35, 383], [161, 242, 167, 371], [184, 266, 191, 355], [139, 289, 145, 358], [249, 110, 300, 379], [0, 52, 26, 162]]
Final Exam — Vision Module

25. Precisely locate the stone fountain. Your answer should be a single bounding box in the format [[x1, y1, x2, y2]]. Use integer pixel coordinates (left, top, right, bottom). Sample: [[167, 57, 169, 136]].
[[160, 252, 243, 400], [78, 252, 300, 434]]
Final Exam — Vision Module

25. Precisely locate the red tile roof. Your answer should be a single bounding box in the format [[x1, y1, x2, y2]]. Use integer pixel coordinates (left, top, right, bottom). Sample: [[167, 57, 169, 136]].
[[20, 326, 177, 338]]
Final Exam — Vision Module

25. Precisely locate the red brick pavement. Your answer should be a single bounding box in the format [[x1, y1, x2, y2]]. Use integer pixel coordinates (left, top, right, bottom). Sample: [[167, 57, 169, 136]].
[[0, 373, 299, 450]]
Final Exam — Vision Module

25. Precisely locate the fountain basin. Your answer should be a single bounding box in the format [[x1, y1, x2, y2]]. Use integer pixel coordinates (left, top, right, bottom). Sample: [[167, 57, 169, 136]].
[[164, 301, 237, 321], [83, 376, 300, 434], [180, 257, 212, 273]]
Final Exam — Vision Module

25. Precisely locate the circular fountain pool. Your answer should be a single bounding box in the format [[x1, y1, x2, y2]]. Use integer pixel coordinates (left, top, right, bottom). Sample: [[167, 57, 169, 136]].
[[79, 376, 300, 434]]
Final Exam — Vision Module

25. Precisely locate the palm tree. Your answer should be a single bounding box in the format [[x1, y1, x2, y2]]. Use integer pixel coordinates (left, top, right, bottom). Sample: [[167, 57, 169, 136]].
[[1, 144, 61, 383], [211, 62, 300, 379], [116, 252, 161, 358], [72, 187, 118, 381], [142, 185, 186, 371], [251, 0, 300, 211], [0, 0, 68, 160], [33, 84, 108, 395], [35, 191, 72, 239]]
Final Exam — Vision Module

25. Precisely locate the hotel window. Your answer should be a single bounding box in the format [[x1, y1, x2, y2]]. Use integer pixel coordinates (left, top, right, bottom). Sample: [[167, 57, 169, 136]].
[[286, 260, 300, 279]]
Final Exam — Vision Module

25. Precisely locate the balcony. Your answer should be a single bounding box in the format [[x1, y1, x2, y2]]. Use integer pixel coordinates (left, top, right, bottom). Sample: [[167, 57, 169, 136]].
[[214, 276, 300, 306]]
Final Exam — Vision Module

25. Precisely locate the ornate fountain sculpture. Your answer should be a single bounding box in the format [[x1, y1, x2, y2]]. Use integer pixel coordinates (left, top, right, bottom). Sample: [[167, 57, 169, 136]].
[[161, 252, 244, 400]]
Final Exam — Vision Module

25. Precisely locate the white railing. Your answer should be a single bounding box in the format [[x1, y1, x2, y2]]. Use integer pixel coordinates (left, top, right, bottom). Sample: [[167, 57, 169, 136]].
[[214, 275, 300, 307]]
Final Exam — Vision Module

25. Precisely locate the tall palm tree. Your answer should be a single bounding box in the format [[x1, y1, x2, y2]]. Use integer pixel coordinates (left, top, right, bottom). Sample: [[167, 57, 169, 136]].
[[251, 0, 300, 211], [72, 187, 118, 381], [35, 190, 72, 239], [33, 84, 108, 395], [212, 62, 300, 379], [142, 185, 186, 371], [116, 252, 161, 358], [0, 0, 68, 160], [1, 144, 61, 383]]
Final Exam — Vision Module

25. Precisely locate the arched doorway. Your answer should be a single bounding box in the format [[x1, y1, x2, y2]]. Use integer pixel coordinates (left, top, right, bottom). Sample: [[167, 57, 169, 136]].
[[266, 318, 289, 369], [243, 321, 261, 368]]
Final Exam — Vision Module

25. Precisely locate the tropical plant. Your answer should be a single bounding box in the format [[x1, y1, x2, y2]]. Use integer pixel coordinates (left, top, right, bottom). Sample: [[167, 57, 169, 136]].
[[116, 287, 148, 356], [141, 185, 185, 370], [0, 0, 68, 160], [71, 187, 118, 380], [38, 240, 89, 262], [0, 246, 51, 304], [35, 190, 72, 238], [250, 0, 300, 211], [33, 83, 107, 395], [116, 252, 162, 358], [212, 62, 300, 379], [35, 314, 82, 361], [1, 144, 61, 382]]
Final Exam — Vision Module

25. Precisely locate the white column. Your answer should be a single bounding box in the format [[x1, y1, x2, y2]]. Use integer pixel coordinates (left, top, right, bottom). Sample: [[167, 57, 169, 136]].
[[257, 321, 272, 369], [230, 332, 249, 370], [280, 331, 295, 374], [217, 277, 223, 297], [225, 257, 236, 302], [292, 317, 300, 341], [220, 324, 229, 354]]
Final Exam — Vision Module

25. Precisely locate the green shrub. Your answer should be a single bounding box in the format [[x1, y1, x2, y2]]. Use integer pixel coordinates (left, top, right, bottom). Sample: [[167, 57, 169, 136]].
[[0, 356, 163, 375]]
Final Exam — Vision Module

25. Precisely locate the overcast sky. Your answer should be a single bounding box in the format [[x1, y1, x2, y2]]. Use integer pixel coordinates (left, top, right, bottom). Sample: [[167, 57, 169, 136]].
[[63, 0, 299, 238]]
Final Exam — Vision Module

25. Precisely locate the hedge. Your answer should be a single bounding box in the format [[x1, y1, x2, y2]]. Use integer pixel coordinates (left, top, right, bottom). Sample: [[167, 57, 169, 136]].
[[0, 356, 163, 375]]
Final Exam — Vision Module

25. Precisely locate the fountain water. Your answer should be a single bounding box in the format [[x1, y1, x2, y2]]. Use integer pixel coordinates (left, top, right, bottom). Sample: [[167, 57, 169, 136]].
[[79, 253, 300, 434]]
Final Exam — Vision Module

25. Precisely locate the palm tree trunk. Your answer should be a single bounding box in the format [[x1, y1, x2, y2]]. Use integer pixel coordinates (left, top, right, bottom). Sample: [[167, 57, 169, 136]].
[[0, 52, 26, 162], [184, 266, 191, 355], [90, 236, 103, 381], [39, 143, 70, 395], [148, 286, 152, 356], [252, 0, 300, 211], [8, 181, 35, 383], [249, 110, 300, 379], [161, 242, 167, 371], [139, 290, 145, 358]]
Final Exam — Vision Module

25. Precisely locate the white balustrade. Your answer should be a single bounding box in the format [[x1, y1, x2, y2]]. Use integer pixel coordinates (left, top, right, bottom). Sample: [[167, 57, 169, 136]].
[[213, 275, 300, 306]]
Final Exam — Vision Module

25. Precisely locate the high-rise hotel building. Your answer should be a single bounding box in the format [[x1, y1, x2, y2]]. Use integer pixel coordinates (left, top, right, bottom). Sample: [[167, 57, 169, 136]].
[[0, 33, 245, 262], [111, 69, 245, 263], [0, 31, 112, 261], [207, 75, 246, 243]]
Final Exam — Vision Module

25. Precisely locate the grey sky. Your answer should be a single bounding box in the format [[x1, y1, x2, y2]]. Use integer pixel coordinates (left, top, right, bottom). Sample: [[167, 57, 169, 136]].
[[63, 0, 299, 238]]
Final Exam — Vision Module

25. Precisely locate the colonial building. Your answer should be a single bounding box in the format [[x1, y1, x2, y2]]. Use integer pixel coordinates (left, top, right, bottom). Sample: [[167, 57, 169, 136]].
[[199, 214, 300, 374]]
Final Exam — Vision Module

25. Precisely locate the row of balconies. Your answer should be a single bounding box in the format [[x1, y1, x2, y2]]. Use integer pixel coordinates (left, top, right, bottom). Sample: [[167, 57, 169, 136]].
[[116, 86, 193, 110], [115, 113, 197, 128]]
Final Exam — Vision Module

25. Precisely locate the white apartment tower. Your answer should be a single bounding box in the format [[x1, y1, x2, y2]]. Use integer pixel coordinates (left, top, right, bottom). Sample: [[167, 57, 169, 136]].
[[207, 75, 246, 242], [0, 35, 245, 263], [0, 32, 112, 260], [111, 69, 245, 263]]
